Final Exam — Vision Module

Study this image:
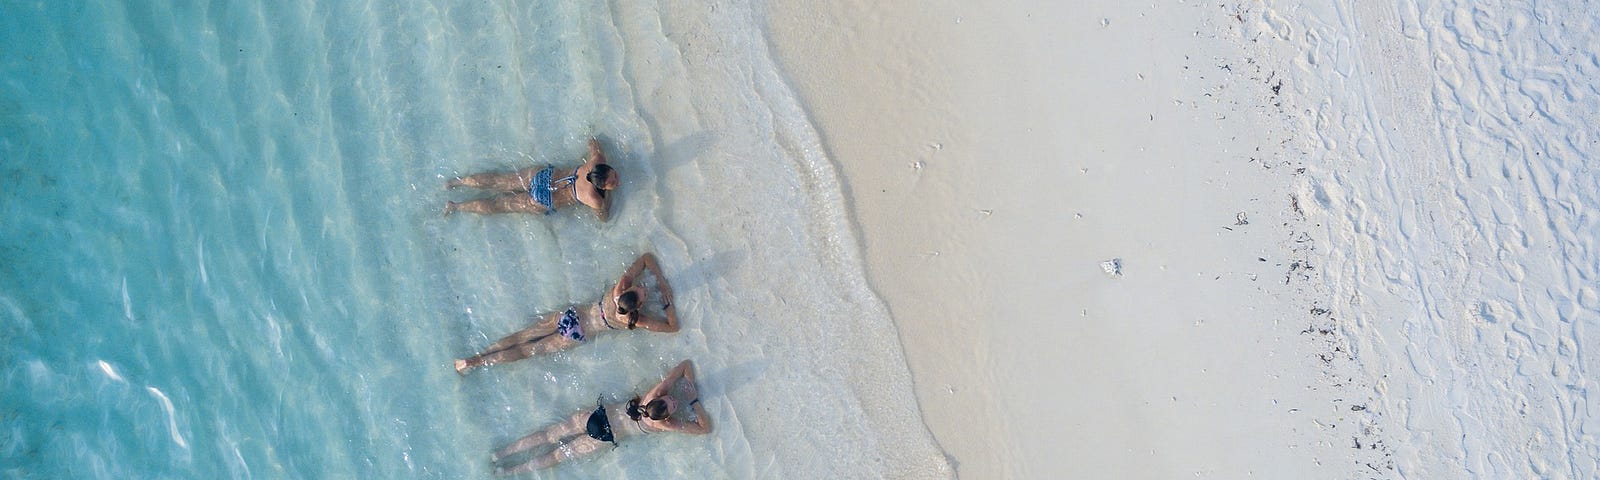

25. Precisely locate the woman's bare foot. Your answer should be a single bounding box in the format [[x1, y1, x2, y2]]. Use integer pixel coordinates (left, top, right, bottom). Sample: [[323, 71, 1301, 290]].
[[443, 201, 458, 216], [454, 359, 472, 375]]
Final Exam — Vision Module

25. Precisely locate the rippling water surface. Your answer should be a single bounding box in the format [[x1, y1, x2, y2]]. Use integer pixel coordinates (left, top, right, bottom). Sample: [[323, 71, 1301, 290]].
[[1, 1, 946, 478]]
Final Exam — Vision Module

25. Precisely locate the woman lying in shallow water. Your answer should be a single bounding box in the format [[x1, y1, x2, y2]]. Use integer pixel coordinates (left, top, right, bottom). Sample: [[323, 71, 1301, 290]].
[[445, 138, 618, 221], [454, 253, 678, 375], [492, 360, 712, 475]]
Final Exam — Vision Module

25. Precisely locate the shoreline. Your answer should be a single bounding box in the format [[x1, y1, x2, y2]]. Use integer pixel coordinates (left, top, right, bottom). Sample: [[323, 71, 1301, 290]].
[[764, 0, 1380, 477], [761, 0, 1003, 474]]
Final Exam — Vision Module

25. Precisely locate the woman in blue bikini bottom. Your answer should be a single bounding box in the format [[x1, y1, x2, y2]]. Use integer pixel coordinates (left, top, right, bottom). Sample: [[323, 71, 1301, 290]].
[[454, 253, 681, 374], [453, 308, 587, 375], [443, 138, 617, 220]]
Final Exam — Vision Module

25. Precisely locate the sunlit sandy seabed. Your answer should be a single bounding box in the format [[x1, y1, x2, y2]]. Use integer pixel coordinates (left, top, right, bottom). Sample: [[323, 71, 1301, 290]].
[[0, 2, 945, 478]]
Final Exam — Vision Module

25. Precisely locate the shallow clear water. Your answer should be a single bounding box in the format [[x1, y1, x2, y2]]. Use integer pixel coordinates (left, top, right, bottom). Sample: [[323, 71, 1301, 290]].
[[1, 1, 945, 478]]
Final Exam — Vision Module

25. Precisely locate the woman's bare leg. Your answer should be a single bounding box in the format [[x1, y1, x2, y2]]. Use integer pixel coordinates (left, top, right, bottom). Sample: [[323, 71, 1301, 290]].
[[447, 167, 540, 192], [457, 312, 564, 373], [445, 192, 548, 215], [458, 335, 577, 373], [497, 436, 609, 475], [482, 313, 562, 353], [493, 410, 589, 461], [530, 437, 609, 471], [458, 346, 543, 374]]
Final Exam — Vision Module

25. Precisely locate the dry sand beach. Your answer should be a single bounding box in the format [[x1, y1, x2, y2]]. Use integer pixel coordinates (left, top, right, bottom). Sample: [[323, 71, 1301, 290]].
[[766, 1, 1372, 477], [768, 0, 1598, 478]]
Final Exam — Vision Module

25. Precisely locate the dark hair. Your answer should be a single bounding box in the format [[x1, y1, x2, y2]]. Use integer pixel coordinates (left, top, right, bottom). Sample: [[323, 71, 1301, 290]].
[[586, 164, 614, 186], [626, 397, 643, 421], [616, 290, 642, 328], [644, 399, 669, 420], [625, 397, 671, 422]]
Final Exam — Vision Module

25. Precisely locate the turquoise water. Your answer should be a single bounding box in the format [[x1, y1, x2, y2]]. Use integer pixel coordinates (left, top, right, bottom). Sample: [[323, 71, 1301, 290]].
[[1, 1, 946, 478]]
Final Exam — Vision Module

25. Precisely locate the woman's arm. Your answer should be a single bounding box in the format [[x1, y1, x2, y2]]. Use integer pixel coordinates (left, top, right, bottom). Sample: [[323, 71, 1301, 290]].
[[656, 281, 676, 327], [672, 400, 713, 435], [587, 138, 605, 164], [595, 197, 611, 222], [635, 253, 678, 329], [642, 253, 674, 305], [611, 255, 647, 295], [674, 365, 711, 434], [646, 360, 692, 400], [593, 139, 610, 222], [661, 302, 680, 331], [622, 253, 652, 280], [636, 311, 679, 333]]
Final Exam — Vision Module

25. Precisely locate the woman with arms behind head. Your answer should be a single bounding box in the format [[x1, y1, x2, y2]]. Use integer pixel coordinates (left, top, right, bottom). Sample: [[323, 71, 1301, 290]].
[[445, 138, 618, 221], [455, 253, 678, 374], [492, 360, 712, 475]]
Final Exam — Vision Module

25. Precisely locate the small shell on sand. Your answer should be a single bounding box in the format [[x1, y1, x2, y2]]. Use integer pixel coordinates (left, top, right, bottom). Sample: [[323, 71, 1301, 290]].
[[1101, 258, 1123, 277]]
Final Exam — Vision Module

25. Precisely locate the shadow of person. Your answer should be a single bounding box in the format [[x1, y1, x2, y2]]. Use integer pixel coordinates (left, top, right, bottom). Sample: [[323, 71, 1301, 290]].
[[655, 131, 717, 177], [671, 250, 748, 295], [705, 359, 770, 398]]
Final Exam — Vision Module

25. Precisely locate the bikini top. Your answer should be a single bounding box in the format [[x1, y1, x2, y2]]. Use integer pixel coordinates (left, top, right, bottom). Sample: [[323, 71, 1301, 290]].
[[551, 172, 580, 202], [559, 163, 612, 203]]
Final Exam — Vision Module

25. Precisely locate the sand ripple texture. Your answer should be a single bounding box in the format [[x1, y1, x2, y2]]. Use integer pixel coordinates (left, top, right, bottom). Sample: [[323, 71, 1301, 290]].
[[1246, 1, 1599, 478]]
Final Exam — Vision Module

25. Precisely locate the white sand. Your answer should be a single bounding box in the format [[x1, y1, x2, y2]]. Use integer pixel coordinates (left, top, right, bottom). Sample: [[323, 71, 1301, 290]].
[[1240, 2, 1600, 478], [765, 0, 1389, 477]]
